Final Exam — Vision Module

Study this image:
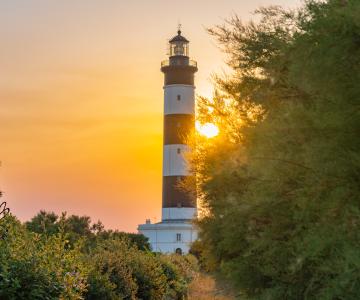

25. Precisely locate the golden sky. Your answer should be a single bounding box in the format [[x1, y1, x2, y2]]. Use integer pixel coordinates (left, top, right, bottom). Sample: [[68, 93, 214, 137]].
[[0, 0, 300, 232]]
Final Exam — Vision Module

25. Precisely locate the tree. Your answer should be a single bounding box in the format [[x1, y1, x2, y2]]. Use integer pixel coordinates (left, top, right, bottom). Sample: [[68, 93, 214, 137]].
[[192, 0, 360, 298], [25, 210, 59, 235], [26, 211, 151, 251], [95, 230, 151, 251]]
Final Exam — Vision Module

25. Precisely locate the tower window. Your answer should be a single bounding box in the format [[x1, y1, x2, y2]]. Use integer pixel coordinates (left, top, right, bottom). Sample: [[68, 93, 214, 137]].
[[177, 148, 181, 154], [177, 95, 181, 101], [176, 233, 182, 242]]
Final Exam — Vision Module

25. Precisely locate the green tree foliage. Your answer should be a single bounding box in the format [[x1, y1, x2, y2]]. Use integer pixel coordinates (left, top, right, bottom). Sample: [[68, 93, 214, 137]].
[[25, 210, 59, 235], [85, 239, 138, 300], [26, 211, 151, 251], [85, 239, 197, 300], [1, 212, 197, 299], [159, 253, 199, 299], [0, 216, 88, 299], [94, 230, 151, 252], [192, 0, 360, 298]]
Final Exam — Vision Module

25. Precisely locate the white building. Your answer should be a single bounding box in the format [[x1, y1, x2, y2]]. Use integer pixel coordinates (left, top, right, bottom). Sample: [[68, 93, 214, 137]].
[[138, 29, 198, 254]]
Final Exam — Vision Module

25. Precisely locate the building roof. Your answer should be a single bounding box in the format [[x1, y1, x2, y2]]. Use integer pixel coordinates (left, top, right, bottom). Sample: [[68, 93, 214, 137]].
[[169, 30, 189, 43]]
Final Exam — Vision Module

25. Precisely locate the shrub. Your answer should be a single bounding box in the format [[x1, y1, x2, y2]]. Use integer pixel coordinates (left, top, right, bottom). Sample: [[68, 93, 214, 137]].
[[1, 212, 199, 299], [0, 215, 88, 299]]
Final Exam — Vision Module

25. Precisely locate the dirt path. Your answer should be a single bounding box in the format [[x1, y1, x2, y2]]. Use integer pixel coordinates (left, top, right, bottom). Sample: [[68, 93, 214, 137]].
[[188, 273, 236, 300]]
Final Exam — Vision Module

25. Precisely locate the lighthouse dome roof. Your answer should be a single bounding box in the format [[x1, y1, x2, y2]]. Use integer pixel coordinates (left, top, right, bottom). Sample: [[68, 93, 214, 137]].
[[169, 30, 189, 43]]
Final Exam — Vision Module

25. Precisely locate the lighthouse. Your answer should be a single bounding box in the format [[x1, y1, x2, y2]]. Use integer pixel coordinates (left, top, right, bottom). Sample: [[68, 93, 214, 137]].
[[138, 29, 198, 254]]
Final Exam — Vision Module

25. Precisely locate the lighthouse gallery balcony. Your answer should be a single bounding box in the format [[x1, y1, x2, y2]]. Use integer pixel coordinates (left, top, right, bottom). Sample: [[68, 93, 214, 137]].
[[161, 58, 197, 68]]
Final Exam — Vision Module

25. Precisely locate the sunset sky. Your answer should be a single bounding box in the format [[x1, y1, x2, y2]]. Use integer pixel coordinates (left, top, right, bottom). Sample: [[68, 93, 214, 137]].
[[0, 0, 300, 232]]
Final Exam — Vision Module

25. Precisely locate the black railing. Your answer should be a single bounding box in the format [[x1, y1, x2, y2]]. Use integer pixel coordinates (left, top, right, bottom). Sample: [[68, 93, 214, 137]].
[[161, 59, 197, 68]]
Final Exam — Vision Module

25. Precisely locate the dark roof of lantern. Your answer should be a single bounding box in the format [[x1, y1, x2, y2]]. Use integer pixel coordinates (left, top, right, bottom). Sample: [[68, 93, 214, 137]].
[[169, 30, 189, 43]]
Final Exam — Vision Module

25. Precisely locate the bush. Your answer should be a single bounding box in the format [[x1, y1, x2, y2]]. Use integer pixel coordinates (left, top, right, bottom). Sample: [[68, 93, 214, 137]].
[[1, 212, 198, 299], [85, 239, 138, 300], [159, 254, 199, 299], [85, 238, 197, 300], [0, 215, 88, 299]]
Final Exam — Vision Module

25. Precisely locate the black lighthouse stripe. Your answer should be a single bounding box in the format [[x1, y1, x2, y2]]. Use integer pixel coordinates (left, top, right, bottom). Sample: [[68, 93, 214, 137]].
[[162, 67, 196, 85], [162, 176, 196, 208], [161, 56, 197, 86], [163, 114, 194, 145]]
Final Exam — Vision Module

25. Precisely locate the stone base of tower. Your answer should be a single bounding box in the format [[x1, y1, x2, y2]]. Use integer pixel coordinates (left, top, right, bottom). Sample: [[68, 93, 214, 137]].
[[138, 220, 197, 254]]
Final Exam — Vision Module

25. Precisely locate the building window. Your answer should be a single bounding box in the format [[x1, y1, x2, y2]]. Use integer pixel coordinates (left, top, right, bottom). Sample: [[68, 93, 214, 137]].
[[177, 94, 181, 101], [177, 148, 181, 154], [177, 202, 182, 208], [176, 233, 181, 242]]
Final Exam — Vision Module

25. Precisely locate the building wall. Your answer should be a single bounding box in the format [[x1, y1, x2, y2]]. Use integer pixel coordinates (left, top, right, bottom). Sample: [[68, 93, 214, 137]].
[[138, 223, 197, 254]]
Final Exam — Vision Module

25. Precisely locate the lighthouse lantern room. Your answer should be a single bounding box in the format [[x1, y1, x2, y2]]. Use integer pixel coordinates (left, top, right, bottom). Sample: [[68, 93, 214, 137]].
[[169, 30, 189, 56]]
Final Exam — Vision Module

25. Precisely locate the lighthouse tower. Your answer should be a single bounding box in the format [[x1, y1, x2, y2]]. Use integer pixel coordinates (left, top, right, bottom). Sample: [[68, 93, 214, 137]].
[[161, 29, 198, 222], [138, 29, 198, 254]]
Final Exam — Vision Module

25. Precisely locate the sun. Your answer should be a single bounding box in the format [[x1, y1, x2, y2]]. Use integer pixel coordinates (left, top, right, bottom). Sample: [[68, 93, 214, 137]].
[[196, 122, 219, 138]]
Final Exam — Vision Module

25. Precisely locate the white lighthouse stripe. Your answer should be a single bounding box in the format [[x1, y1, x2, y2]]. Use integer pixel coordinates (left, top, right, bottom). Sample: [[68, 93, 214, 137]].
[[162, 207, 197, 220], [164, 85, 195, 115], [163, 144, 190, 176]]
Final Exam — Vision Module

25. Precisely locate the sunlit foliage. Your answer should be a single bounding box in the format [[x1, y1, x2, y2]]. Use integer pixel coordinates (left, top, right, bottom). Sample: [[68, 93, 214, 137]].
[[191, 0, 360, 298]]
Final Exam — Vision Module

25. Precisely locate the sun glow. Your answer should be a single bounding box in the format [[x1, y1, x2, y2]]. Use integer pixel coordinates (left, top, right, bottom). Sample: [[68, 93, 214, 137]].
[[196, 121, 219, 138]]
